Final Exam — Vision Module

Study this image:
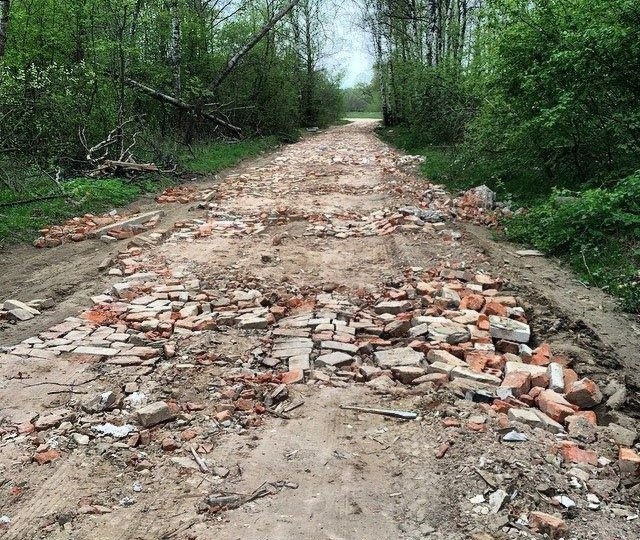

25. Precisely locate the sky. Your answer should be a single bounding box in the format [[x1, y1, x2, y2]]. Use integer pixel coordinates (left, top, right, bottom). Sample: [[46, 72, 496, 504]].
[[321, 1, 374, 88]]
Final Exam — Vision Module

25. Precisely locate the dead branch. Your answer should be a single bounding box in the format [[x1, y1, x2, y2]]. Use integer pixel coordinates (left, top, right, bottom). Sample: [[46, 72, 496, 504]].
[[0, 194, 66, 208], [80, 117, 136, 165], [80, 116, 159, 177]]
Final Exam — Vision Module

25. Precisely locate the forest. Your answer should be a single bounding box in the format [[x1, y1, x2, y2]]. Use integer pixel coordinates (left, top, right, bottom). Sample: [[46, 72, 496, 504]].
[[361, 0, 640, 311], [0, 0, 344, 241]]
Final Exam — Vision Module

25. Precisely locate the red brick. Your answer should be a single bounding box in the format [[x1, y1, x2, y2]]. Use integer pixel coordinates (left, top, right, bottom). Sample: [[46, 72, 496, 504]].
[[180, 428, 198, 441], [235, 398, 254, 411], [537, 390, 576, 423], [460, 294, 485, 311], [214, 410, 233, 422], [500, 372, 531, 397], [559, 442, 598, 466], [565, 378, 603, 408], [161, 437, 180, 451], [477, 314, 490, 331], [619, 448, 640, 481], [529, 386, 543, 399], [491, 400, 512, 414], [563, 368, 578, 392], [531, 373, 550, 388], [484, 302, 508, 317], [529, 512, 567, 539], [551, 353, 571, 367], [281, 370, 304, 384], [518, 394, 535, 406], [530, 342, 552, 366], [34, 449, 61, 465], [17, 422, 35, 435]]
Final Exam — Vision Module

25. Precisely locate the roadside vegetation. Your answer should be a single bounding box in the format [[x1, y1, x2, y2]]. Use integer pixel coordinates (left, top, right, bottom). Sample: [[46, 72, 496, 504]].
[[362, 0, 640, 312], [0, 1, 343, 248]]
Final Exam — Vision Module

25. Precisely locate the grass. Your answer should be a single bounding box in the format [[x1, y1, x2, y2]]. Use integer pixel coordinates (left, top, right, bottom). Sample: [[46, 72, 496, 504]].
[[0, 136, 281, 248], [182, 136, 279, 174], [376, 126, 464, 188], [344, 111, 383, 119], [376, 125, 552, 204]]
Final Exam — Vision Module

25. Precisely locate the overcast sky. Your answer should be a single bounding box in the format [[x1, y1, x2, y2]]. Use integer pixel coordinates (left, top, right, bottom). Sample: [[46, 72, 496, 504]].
[[320, 1, 374, 87]]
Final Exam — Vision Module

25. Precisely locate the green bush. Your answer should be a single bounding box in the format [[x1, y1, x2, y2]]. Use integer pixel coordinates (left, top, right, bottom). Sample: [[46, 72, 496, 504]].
[[506, 171, 640, 311]]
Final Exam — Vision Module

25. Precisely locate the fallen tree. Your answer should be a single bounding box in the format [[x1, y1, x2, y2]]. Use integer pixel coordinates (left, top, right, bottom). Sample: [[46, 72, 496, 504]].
[[120, 0, 303, 138], [210, 0, 303, 90], [121, 77, 243, 136]]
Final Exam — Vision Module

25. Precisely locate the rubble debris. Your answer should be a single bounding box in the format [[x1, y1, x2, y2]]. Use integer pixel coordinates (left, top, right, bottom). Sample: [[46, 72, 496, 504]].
[[1, 122, 636, 539], [339, 405, 418, 420], [202, 480, 298, 514], [33, 210, 163, 248]]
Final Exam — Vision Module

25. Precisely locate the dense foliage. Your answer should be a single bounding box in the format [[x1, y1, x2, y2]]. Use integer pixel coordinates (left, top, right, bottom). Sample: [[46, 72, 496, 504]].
[[506, 173, 640, 311], [0, 0, 344, 179], [363, 0, 640, 311]]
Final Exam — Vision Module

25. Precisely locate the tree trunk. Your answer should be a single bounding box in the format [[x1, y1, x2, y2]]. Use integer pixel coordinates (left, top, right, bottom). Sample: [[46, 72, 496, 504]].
[[0, 0, 10, 57], [169, 0, 181, 97]]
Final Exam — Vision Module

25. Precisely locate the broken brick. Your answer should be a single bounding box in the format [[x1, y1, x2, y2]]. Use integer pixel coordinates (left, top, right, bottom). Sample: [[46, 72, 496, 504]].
[[565, 378, 603, 409], [528, 511, 567, 539]]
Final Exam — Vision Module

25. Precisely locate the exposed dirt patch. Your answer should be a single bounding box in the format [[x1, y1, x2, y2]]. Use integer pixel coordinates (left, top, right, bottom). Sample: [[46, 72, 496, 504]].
[[0, 121, 638, 540]]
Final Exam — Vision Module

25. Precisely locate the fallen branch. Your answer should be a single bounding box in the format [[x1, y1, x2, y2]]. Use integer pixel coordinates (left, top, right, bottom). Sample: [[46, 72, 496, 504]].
[[204, 480, 297, 514], [121, 76, 242, 136], [0, 194, 66, 208]]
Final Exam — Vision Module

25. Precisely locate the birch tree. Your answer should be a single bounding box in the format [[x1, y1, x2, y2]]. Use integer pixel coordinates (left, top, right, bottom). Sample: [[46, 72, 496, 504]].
[[0, 0, 10, 57]]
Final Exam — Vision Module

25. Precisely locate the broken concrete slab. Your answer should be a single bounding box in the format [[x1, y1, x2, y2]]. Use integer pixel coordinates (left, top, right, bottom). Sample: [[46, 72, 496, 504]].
[[374, 347, 424, 368], [489, 315, 530, 343], [316, 351, 354, 368]]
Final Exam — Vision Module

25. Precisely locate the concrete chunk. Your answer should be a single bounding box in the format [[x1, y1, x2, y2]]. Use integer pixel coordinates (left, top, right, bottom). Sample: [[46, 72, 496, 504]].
[[73, 346, 119, 357], [320, 341, 359, 354], [374, 301, 412, 315], [374, 347, 423, 368], [489, 316, 530, 343], [316, 351, 353, 368], [3, 299, 40, 315], [136, 401, 175, 427], [450, 367, 501, 386]]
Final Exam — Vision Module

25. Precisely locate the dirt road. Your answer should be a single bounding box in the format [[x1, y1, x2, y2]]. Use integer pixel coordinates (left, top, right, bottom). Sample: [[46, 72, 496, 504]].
[[0, 121, 638, 539]]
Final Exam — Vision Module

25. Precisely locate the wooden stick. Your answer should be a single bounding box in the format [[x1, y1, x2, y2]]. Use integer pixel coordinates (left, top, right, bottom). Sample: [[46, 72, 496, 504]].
[[339, 405, 418, 420], [0, 194, 66, 208]]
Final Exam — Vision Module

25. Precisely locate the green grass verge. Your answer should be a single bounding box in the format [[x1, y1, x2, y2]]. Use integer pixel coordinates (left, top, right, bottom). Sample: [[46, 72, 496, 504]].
[[0, 136, 281, 249], [0, 176, 174, 248], [344, 111, 383, 119], [376, 126, 552, 205], [505, 176, 640, 313], [182, 136, 279, 174]]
